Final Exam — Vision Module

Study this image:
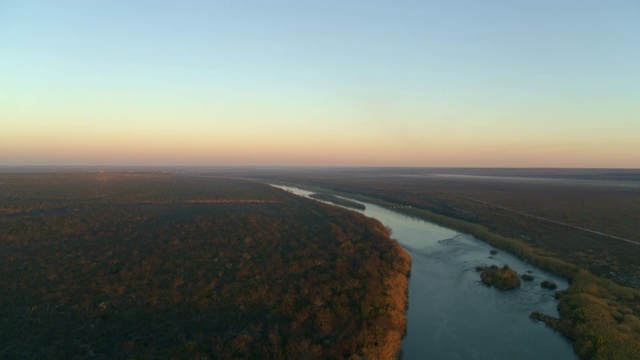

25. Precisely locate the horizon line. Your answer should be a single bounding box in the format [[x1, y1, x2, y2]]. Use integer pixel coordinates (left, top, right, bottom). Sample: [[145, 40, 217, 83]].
[[1, 165, 639, 171]]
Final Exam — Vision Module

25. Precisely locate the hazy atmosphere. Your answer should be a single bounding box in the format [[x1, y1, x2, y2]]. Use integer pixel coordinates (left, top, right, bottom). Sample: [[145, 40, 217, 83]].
[[2, 1, 639, 167], [3, 4, 640, 355]]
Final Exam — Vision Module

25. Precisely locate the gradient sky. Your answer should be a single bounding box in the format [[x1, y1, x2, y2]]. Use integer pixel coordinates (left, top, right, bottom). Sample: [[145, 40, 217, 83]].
[[2, 1, 639, 167]]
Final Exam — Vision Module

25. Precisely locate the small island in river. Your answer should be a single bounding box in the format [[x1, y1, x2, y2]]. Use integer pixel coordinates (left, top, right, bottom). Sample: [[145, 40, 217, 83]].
[[477, 265, 521, 290], [310, 193, 366, 210], [541, 280, 558, 290], [521, 274, 535, 281]]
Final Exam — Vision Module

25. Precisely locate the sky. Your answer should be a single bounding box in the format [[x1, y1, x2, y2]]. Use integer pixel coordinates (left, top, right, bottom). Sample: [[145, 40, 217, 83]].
[[1, 1, 639, 168]]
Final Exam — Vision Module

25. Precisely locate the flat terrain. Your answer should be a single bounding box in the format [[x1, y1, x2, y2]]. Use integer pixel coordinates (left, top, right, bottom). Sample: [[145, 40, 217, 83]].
[[225, 167, 640, 287], [208, 167, 640, 360], [0, 173, 410, 359]]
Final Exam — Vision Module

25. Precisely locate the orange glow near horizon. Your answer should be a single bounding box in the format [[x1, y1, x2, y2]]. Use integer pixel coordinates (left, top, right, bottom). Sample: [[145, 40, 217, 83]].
[[2, 119, 638, 168], [2, 67, 638, 168], [2, 1, 639, 168]]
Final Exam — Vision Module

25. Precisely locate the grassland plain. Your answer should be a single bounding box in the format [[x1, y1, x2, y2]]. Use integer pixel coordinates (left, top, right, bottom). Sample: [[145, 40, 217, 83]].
[[223, 167, 640, 360], [0, 173, 410, 359]]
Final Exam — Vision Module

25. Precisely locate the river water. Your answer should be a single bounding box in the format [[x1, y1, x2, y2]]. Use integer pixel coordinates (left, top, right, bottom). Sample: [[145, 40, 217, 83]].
[[272, 185, 576, 359]]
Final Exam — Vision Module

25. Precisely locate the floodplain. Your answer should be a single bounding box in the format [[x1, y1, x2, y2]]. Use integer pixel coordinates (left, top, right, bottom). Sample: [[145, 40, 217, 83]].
[[214, 167, 640, 360]]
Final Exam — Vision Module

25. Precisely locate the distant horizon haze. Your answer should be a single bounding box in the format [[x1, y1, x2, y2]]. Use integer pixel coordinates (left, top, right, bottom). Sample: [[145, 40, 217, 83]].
[[1, 164, 639, 171], [2, 1, 639, 168]]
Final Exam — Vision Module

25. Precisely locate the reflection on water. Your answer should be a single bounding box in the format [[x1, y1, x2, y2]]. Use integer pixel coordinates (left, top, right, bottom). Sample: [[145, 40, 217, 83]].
[[273, 185, 576, 359]]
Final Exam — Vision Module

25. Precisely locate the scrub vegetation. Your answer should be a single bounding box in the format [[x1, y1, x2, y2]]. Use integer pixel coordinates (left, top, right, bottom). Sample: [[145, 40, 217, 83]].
[[541, 280, 558, 290], [521, 274, 535, 281], [477, 265, 521, 290], [231, 167, 640, 360], [0, 173, 410, 359]]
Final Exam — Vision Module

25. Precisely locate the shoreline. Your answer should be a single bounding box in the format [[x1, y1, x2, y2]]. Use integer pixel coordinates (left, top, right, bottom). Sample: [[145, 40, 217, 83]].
[[270, 180, 640, 359]]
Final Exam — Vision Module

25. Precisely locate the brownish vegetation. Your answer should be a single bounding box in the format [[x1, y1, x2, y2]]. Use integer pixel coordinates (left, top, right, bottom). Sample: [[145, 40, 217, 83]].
[[521, 274, 534, 281], [541, 280, 558, 290], [238, 168, 640, 286], [554, 271, 640, 359], [477, 265, 521, 290], [216, 167, 640, 360], [0, 173, 410, 359]]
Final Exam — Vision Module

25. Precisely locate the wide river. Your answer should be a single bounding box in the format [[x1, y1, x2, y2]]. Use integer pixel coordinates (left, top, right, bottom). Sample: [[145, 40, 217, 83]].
[[273, 185, 576, 359]]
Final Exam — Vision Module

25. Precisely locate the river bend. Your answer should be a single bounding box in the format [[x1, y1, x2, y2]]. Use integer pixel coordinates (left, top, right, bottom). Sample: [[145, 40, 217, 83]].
[[273, 185, 576, 359]]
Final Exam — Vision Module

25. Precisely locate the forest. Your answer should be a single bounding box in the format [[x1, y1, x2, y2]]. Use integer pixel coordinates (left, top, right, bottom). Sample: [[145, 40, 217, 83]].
[[216, 167, 640, 360], [0, 173, 411, 359]]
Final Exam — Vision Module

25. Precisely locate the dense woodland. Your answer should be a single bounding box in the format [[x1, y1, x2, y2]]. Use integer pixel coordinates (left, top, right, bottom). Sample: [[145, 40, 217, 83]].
[[221, 168, 640, 360], [0, 173, 410, 359]]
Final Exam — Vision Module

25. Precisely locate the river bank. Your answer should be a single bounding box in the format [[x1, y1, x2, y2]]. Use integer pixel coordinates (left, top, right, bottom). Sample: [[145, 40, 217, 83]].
[[331, 189, 640, 359], [270, 181, 640, 360], [273, 184, 576, 359]]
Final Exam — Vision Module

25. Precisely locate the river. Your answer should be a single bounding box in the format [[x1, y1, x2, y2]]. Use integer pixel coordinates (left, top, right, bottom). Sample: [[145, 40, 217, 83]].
[[272, 185, 576, 359]]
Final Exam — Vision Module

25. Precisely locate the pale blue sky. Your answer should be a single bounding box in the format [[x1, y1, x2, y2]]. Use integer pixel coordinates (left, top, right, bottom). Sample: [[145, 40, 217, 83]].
[[1, 1, 639, 167]]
